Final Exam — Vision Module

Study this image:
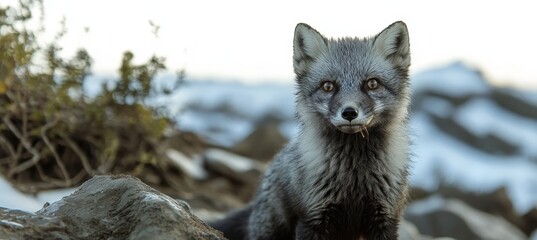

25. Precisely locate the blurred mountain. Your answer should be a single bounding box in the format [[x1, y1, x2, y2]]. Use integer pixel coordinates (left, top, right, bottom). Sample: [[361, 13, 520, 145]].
[[412, 61, 537, 159], [409, 62, 537, 214]]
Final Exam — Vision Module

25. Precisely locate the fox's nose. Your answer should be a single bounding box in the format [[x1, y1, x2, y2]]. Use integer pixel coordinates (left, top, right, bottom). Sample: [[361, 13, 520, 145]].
[[341, 107, 358, 121]]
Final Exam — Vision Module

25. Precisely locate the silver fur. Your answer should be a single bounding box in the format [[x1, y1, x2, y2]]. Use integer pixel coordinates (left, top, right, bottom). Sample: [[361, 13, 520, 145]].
[[211, 21, 411, 240]]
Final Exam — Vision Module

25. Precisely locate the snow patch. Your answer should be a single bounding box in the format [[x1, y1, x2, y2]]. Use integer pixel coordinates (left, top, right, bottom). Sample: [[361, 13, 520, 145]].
[[406, 194, 445, 215], [420, 96, 455, 118], [412, 61, 490, 97], [170, 81, 295, 146], [142, 191, 189, 215], [454, 97, 537, 157], [36, 188, 77, 207], [0, 177, 42, 213], [204, 148, 261, 172], [179, 111, 255, 147], [0, 220, 24, 228], [166, 149, 207, 180]]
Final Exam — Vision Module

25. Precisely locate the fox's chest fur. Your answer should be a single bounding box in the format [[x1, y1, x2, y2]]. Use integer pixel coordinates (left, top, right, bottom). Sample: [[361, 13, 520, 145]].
[[295, 125, 408, 205], [276, 123, 409, 238]]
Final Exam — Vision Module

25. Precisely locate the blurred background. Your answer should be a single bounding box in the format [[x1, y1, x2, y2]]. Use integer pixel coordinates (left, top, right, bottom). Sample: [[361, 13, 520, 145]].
[[1, 1, 536, 239]]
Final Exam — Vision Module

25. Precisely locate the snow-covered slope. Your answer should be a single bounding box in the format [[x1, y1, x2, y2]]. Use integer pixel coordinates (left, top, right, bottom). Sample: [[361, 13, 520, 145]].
[[169, 81, 296, 145], [410, 62, 537, 213]]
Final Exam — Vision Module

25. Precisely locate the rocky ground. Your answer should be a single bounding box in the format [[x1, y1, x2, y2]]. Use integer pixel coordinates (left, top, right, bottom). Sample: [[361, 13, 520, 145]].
[[0, 135, 533, 239], [177, 127, 534, 240]]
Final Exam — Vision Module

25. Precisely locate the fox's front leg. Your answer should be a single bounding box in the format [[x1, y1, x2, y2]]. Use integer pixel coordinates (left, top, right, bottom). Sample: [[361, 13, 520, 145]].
[[362, 206, 399, 240], [363, 219, 398, 240], [294, 207, 332, 240], [247, 197, 292, 240], [295, 221, 325, 240], [247, 206, 278, 240]]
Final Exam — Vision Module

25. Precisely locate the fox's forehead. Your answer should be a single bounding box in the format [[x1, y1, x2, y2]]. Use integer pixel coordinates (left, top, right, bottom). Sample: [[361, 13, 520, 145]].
[[318, 38, 389, 80]]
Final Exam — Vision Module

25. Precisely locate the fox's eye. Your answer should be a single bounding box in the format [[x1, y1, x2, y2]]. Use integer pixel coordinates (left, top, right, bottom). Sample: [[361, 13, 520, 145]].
[[366, 78, 380, 90], [321, 81, 335, 92]]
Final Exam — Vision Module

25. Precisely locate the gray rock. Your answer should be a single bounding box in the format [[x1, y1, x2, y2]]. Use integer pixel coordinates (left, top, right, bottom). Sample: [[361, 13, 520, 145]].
[[491, 88, 537, 120], [429, 114, 519, 156], [0, 175, 225, 240], [203, 149, 265, 202], [166, 149, 207, 180], [437, 186, 525, 232], [231, 121, 288, 162], [203, 148, 264, 184], [406, 195, 527, 240], [399, 220, 437, 240], [523, 207, 537, 235]]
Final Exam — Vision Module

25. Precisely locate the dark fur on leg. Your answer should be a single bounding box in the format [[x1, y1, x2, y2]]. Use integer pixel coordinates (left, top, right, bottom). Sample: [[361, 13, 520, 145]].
[[295, 221, 324, 240], [209, 207, 251, 240]]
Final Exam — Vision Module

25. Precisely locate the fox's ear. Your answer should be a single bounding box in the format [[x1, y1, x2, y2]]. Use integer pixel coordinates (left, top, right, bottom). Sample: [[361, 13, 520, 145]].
[[373, 21, 410, 69], [293, 23, 328, 75]]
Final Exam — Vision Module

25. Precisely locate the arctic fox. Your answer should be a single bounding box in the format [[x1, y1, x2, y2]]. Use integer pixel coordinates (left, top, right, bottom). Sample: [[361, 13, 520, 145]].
[[211, 21, 412, 240]]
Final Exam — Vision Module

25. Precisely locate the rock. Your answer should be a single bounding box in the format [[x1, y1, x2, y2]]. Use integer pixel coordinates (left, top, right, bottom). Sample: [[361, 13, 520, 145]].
[[429, 114, 519, 155], [0, 208, 68, 240], [411, 91, 473, 114], [523, 207, 537, 236], [203, 148, 264, 202], [0, 175, 224, 240], [406, 195, 527, 240], [203, 148, 264, 184], [162, 131, 211, 157], [409, 187, 433, 202], [491, 88, 537, 120], [438, 186, 525, 232], [231, 121, 288, 162], [398, 220, 438, 240], [186, 193, 244, 221]]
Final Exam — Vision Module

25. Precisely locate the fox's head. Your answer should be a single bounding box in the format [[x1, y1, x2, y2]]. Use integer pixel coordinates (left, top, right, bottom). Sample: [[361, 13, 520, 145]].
[[293, 22, 411, 134]]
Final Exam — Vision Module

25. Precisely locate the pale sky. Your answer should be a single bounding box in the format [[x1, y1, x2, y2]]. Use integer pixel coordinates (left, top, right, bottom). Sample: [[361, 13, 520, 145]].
[[11, 0, 537, 88]]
